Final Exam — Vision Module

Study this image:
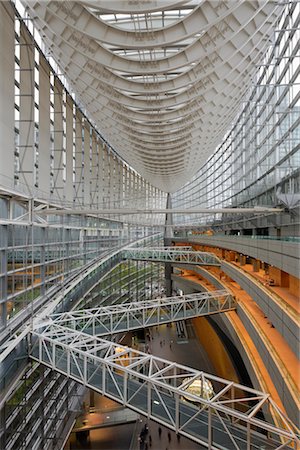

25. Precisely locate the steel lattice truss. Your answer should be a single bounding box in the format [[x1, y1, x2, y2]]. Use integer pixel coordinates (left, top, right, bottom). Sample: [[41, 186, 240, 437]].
[[30, 326, 299, 449], [123, 246, 220, 265], [47, 291, 235, 336], [23, 1, 284, 192]]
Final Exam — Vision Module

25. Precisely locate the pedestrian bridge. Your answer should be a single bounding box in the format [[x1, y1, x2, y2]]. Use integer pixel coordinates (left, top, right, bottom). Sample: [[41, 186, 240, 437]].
[[47, 290, 235, 336], [30, 325, 299, 450], [30, 290, 299, 450], [123, 247, 221, 266]]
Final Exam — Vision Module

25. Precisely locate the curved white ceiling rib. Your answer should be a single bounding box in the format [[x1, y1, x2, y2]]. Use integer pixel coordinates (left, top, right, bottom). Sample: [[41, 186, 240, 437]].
[[61, 23, 271, 113], [24, 0, 282, 192], [35, 9, 273, 118], [81, 63, 254, 137], [41, 30, 266, 122], [81, 1, 190, 14], [31, 1, 264, 75], [36, 1, 242, 48]]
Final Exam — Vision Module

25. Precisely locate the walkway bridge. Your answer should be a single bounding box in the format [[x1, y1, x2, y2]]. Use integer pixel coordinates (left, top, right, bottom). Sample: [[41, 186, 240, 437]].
[[29, 292, 299, 449], [47, 290, 235, 336], [30, 325, 299, 450], [123, 247, 221, 266]]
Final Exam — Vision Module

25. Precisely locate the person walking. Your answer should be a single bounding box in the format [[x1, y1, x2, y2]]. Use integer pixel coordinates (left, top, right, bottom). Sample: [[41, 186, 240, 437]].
[[158, 426, 162, 438]]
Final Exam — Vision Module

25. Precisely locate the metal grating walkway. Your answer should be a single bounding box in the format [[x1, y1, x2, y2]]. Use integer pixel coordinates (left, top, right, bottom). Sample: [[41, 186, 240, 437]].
[[123, 247, 221, 266], [30, 287, 299, 450], [47, 291, 235, 336], [30, 327, 299, 450]]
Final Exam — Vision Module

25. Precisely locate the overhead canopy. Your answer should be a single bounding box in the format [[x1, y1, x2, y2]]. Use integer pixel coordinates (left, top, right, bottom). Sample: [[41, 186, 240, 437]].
[[24, 0, 282, 192]]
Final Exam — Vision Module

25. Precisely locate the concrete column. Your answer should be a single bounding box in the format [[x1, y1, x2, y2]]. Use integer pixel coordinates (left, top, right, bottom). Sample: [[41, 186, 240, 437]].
[[239, 254, 246, 266], [74, 111, 84, 205], [83, 122, 91, 206], [115, 159, 119, 208], [252, 259, 260, 272], [53, 79, 64, 199], [102, 146, 110, 208], [118, 161, 123, 209], [90, 133, 99, 208], [38, 58, 50, 196], [111, 155, 116, 207], [98, 142, 106, 207], [0, 3, 15, 187], [65, 95, 73, 203], [19, 24, 34, 190]]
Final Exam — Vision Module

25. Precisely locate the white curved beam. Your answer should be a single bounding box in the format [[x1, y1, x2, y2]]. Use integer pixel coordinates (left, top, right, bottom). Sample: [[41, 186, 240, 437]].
[[37, 1, 242, 49], [62, 40, 267, 125], [59, 31, 267, 113], [79, 88, 252, 187], [29, 1, 275, 76], [81, 1, 190, 14]]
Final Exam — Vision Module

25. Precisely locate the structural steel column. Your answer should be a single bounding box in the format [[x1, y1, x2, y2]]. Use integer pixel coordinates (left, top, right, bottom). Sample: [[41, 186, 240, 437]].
[[164, 193, 174, 297], [19, 23, 35, 189], [0, 3, 15, 187], [38, 57, 50, 196]]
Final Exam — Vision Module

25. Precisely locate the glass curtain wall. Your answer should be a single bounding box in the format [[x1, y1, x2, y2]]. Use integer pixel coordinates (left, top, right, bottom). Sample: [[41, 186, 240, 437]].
[[173, 1, 299, 229]]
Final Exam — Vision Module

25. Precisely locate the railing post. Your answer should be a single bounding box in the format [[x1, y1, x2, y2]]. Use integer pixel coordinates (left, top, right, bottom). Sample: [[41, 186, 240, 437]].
[[175, 393, 179, 433], [84, 355, 87, 385], [67, 349, 70, 378], [52, 343, 55, 369], [208, 406, 212, 449], [102, 363, 106, 395], [124, 372, 128, 405]]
